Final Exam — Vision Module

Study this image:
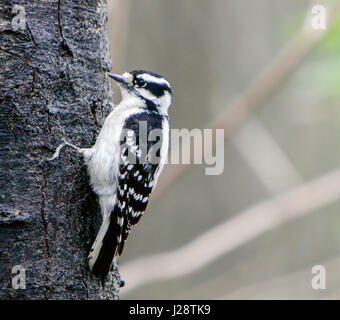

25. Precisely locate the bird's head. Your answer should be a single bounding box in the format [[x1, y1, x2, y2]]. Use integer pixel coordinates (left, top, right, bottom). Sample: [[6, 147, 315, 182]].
[[108, 70, 172, 114]]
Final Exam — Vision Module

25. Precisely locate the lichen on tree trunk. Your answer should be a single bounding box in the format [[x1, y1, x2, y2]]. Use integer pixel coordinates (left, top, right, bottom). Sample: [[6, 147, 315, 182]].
[[0, 0, 120, 299]]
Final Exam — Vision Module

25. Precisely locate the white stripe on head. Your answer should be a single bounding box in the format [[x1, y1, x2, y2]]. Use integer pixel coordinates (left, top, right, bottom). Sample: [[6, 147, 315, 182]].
[[137, 73, 170, 88]]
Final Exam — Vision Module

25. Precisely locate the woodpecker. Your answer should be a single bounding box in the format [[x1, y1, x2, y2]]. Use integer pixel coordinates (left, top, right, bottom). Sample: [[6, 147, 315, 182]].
[[49, 70, 172, 283]]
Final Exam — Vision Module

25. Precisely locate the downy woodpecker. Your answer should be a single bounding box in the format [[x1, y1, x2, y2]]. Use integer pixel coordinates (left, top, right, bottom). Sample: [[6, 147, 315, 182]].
[[50, 70, 172, 283]]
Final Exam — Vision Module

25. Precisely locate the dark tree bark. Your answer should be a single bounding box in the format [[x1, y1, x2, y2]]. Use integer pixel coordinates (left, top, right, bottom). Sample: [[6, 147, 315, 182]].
[[0, 0, 120, 299]]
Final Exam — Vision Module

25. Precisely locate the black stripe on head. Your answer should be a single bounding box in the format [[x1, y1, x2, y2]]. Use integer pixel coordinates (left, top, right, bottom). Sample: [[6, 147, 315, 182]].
[[130, 70, 172, 97], [145, 82, 171, 97]]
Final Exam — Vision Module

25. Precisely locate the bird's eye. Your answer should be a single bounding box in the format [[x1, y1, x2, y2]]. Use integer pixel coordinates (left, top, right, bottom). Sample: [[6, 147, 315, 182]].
[[134, 78, 146, 88]]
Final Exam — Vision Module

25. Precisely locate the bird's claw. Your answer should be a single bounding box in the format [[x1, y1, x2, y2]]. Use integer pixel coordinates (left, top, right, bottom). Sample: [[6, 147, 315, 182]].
[[46, 122, 81, 162]]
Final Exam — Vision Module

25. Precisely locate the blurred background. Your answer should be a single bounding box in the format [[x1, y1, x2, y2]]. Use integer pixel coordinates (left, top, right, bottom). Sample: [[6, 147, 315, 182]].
[[107, 0, 340, 299]]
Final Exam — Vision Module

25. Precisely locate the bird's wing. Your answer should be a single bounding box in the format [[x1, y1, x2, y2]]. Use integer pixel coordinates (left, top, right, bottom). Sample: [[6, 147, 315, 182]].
[[116, 112, 165, 255]]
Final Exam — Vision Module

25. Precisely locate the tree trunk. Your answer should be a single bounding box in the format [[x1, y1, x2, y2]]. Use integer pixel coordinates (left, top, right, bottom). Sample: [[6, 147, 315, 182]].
[[0, 0, 120, 299]]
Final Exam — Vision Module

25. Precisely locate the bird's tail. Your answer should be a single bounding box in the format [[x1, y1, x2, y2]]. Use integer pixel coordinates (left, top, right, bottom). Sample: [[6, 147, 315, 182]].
[[88, 208, 120, 283]]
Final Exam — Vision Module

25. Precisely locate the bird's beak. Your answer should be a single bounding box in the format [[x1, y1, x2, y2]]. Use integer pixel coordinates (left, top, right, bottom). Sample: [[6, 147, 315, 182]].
[[108, 73, 127, 84]]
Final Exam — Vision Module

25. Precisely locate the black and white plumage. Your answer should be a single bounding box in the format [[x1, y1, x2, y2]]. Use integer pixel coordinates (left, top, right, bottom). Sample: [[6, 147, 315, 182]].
[[82, 70, 172, 282]]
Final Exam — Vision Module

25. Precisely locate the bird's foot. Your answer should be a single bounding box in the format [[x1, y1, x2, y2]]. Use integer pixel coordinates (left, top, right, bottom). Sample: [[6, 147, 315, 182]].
[[46, 122, 87, 161]]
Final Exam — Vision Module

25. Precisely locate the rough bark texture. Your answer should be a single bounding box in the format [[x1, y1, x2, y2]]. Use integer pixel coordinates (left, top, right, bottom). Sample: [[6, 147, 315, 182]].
[[0, 0, 120, 299]]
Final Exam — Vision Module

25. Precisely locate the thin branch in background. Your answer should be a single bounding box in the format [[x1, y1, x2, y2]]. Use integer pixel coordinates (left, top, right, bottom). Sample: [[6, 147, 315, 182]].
[[232, 118, 303, 195], [175, 254, 340, 299], [150, 4, 338, 202], [216, 255, 340, 299], [121, 167, 340, 296], [117, 1, 340, 297]]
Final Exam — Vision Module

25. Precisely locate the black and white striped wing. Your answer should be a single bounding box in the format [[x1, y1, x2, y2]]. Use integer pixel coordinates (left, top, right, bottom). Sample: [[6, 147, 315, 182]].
[[115, 113, 164, 255]]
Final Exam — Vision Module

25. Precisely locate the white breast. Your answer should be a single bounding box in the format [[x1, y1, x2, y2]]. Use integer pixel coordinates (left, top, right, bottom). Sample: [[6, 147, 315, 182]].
[[87, 98, 144, 197]]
